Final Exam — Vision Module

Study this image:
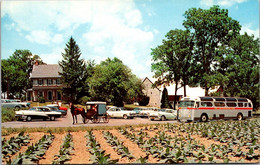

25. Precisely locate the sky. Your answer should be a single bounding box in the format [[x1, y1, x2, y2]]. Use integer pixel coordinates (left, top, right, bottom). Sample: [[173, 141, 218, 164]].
[[1, 0, 259, 79]]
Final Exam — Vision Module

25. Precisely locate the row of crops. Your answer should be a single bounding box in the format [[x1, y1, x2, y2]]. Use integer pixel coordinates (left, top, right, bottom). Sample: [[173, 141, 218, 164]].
[[2, 119, 259, 164]]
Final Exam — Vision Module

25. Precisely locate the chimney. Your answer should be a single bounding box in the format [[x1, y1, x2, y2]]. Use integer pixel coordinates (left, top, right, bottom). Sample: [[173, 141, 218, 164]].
[[35, 60, 39, 66]]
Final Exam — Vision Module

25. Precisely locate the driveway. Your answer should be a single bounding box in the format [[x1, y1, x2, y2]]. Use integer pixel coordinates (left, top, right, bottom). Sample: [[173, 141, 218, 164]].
[[2, 114, 178, 128]]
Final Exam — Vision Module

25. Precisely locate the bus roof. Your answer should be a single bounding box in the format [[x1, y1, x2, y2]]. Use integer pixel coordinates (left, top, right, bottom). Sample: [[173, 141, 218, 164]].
[[180, 97, 251, 102], [86, 101, 107, 105]]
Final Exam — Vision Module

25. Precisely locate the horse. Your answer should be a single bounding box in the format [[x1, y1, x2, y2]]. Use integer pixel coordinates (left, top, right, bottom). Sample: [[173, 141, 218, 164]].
[[71, 107, 85, 124]]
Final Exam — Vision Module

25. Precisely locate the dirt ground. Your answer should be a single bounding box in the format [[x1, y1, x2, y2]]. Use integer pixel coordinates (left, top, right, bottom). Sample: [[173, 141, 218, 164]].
[[2, 126, 259, 164]]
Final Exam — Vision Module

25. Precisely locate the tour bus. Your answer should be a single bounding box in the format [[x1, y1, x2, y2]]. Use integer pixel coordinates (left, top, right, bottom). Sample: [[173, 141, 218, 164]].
[[178, 96, 253, 122]]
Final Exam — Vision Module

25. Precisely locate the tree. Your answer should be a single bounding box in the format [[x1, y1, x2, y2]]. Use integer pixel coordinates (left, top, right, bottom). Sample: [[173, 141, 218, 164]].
[[183, 5, 241, 95], [58, 37, 87, 102], [1, 50, 40, 98], [151, 29, 194, 109], [89, 57, 142, 107], [161, 87, 170, 108], [213, 33, 259, 109]]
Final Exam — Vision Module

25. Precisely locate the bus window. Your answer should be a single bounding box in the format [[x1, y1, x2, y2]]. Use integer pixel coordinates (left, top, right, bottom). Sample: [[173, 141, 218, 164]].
[[248, 103, 252, 107], [214, 102, 225, 107], [244, 103, 248, 107], [227, 103, 237, 107], [196, 102, 199, 108], [179, 101, 195, 108], [201, 102, 213, 107], [238, 103, 243, 107]]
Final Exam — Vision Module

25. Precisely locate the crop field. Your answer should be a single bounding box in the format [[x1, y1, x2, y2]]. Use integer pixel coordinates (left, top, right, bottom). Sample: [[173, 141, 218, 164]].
[[2, 119, 259, 164]]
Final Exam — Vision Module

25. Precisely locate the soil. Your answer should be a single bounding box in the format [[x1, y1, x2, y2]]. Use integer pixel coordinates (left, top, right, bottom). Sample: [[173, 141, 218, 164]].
[[38, 133, 64, 164], [67, 131, 90, 164], [92, 130, 128, 164]]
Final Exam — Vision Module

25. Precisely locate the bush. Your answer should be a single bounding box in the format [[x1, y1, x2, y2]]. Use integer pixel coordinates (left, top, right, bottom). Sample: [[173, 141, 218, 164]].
[[2, 107, 16, 122], [38, 97, 45, 103], [139, 95, 150, 106]]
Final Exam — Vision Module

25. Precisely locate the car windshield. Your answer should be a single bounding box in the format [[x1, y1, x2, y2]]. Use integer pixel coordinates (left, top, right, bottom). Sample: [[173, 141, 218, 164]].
[[179, 101, 195, 108]]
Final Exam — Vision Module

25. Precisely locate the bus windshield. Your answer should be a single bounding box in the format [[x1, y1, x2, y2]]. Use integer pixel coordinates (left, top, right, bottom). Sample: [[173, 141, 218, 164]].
[[179, 101, 195, 108]]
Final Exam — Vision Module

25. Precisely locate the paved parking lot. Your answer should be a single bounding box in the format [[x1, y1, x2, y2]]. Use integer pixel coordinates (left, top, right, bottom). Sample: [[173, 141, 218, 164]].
[[2, 113, 178, 128]]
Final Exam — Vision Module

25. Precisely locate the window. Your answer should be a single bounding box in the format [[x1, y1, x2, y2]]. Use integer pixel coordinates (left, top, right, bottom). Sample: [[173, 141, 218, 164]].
[[214, 102, 225, 107], [47, 79, 53, 85], [179, 101, 195, 108], [248, 103, 252, 107], [238, 103, 243, 107], [227, 103, 237, 107], [38, 79, 43, 85], [57, 79, 61, 85], [38, 91, 43, 97], [200, 102, 213, 107]]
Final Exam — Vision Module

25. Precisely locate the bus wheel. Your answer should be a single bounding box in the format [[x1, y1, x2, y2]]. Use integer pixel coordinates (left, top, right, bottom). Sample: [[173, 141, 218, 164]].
[[200, 114, 208, 122], [237, 113, 243, 121]]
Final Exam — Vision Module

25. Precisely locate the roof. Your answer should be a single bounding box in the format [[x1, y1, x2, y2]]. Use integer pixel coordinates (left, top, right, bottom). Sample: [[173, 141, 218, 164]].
[[30, 64, 62, 78]]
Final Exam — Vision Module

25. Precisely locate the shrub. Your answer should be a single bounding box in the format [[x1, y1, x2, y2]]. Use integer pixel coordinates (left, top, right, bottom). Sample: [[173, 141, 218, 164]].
[[139, 95, 150, 106], [38, 97, 45, 103], [2, 107, 16, 122]]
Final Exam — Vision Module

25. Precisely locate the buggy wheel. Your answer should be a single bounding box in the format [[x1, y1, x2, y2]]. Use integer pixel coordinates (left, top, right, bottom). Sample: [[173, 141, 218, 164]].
[[83, 117, 90, 124], [103, 115, 110, 123], [92, 115, 101, 123]]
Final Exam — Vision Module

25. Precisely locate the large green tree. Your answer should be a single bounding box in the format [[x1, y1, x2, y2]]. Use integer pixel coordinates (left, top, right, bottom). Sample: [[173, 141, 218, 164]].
[[151, 29, 194, 109], [58, 37, 87, 102], [89, 57, 142, 107], [213, 33, 259, 109], [1, 50, 41, 98], [183, 5, 241, 95]]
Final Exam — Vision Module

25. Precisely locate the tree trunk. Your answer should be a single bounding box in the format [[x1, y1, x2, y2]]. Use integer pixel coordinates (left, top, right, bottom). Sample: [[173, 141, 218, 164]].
[[174, 81, 178, 110], [183, 80, 187, 97]]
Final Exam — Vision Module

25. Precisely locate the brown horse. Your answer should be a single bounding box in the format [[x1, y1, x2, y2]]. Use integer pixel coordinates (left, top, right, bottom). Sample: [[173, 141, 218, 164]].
[[71, 107, 85, 124]]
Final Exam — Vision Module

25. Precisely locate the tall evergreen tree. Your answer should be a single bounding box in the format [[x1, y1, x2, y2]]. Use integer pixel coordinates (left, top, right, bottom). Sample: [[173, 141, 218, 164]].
[[58, 37, 87, 102], [161, 87, 170, 108]]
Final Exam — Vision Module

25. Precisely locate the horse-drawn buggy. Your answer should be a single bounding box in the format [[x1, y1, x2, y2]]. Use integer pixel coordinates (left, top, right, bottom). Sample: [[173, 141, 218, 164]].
[[82, 101, 110, 124]]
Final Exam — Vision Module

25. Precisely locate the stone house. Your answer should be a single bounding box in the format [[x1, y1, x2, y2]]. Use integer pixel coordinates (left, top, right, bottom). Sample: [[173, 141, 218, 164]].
[[142, 77, 161, 107], [27, 63, 63, 102]]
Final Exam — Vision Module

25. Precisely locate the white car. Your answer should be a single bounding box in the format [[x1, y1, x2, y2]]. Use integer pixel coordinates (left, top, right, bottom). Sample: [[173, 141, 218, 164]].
[[139, 108, 158, 118], [148, 109, 177, 121], [15, 106, 62, 121], [107, 107, 136, 119]]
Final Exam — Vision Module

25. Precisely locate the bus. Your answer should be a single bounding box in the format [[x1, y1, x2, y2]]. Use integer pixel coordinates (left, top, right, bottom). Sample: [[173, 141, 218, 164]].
[[178, 96, 253, 122]]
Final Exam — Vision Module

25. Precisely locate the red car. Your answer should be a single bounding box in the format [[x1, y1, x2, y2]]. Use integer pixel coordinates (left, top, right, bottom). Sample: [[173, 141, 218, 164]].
[[47, 104, 68, 111]]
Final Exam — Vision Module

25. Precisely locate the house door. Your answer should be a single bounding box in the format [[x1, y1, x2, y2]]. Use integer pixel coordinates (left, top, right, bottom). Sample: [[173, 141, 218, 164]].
[[57, 91, 62, 100], [48, 91, 52, 101]]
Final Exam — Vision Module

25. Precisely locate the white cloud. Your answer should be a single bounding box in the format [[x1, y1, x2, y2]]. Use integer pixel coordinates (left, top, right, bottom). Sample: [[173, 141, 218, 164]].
[[25, 30, 51, 45], [240, 24, 259, 39], [52, 34, 64, 44], [39, 47, 64, 64], [200, 0, 247, 7]]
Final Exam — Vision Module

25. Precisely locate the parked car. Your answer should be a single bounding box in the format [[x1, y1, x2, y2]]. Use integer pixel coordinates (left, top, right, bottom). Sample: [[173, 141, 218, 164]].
[[139, 108, 158, 118], [15, 106, 62, 121], [1, 99, 22, 110], [107, 107, 136, 119], [46, 104, 68, 111], [133, 107, 142, 115], [8, 99, 31, 108], [148, 109, 177, 121], [45, 105, 67, 116]]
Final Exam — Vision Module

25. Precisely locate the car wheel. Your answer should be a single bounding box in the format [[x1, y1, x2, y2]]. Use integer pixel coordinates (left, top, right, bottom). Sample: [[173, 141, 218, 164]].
[[161, 116, 166, 121], [26, 116, 32, 121], [200, 113, 208, 122], [50, 116, 56, 121], [14, 106, 20, 111], [237, 113, 243, 121], [123, 114, 128, 119]]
